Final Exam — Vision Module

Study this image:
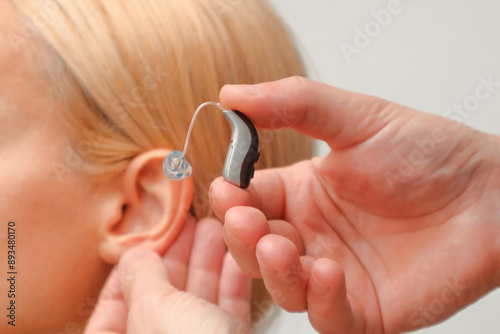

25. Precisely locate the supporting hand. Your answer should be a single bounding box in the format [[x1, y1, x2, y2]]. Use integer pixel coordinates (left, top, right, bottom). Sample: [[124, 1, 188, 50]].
[[85, 216, 251, 334]]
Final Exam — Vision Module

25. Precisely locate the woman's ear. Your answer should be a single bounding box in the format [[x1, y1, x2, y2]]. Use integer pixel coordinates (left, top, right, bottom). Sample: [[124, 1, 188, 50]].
[[98, 149, 193, 264]]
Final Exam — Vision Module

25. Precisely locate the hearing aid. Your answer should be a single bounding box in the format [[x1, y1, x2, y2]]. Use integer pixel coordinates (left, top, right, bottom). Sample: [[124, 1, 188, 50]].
[[162, 102, 260, 189]]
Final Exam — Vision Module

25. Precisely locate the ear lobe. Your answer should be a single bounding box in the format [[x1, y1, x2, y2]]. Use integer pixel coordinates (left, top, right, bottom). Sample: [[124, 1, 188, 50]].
[[99, 149, 194, 264]]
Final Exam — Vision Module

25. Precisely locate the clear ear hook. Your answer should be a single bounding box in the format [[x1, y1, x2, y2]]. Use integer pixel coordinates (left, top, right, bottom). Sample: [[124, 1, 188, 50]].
[[162, 102, 226, 181], [163, 101, 260, 188]]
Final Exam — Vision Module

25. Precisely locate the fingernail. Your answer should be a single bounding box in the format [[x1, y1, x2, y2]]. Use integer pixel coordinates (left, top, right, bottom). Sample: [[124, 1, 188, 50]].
[[233, 84, 263, 96], [310, 272, 330, 294]]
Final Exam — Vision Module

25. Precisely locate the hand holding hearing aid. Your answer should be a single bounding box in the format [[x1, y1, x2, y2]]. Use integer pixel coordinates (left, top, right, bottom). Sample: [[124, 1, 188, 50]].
[[210, 77, 500, 334]]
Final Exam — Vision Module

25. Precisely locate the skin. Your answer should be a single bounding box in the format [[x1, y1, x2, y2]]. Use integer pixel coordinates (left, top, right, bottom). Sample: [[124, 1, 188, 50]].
[[83, 76, 500, 333], [0, 3, 111, 332], [1, 2, 194, 332], [4, 0, 499, 331], [209, 77, 500, 334], [85, 217, 252, 334]]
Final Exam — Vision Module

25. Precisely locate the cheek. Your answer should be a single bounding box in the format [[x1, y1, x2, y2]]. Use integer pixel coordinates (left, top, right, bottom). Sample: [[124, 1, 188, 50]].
[[0, 139, 111, 332]]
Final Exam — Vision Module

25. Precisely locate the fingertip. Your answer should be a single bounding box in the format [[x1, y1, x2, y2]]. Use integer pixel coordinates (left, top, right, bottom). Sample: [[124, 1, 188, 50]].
[[118, 247, 171, 304], [209, 177, 226, 220], [219, 83, 231, 100], [209, 177, 252, 220], [224, 207, 270, 251], [255, 234, 296, 260], [255, 234, 308, 312], [309, 258, 344, 295], [268, 219, 305, 255], [224, 204, 261, 222], [255, 234, 298, 279], [223, 207, 269, 278], [219, 84, 263, 107], [211, 169, 288, 221], [119, 247, 159, 274], [218, 84, 236, 103], [308, 258, 354, 333]]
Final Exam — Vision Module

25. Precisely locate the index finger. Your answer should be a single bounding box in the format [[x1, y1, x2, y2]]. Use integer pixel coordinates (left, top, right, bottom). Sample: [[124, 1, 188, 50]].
[[219, 76, 393, 150], [209, 168, 286, 222], [210, 158, 321, 221]]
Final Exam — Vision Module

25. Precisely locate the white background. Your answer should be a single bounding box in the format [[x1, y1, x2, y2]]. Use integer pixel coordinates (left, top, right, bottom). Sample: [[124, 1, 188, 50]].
[[258, 0, 500, 333]]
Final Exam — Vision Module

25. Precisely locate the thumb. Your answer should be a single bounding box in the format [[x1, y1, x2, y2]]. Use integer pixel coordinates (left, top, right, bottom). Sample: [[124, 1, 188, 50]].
[[85, 248, 168, 334], [219, 76, 402, 150], [84, 267, 128, 334], [118, 247, 249, 334], [118, 247, 175, 306]]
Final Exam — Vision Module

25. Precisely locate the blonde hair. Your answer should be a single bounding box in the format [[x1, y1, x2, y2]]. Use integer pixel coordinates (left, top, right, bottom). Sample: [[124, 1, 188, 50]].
[[12, 0, 312, 324], [12, 0, 311, 216]]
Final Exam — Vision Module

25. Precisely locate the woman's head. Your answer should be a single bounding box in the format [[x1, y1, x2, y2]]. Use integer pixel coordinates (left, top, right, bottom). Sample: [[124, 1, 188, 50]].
[[2, 0, 311, 332]]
